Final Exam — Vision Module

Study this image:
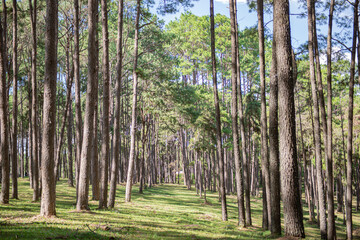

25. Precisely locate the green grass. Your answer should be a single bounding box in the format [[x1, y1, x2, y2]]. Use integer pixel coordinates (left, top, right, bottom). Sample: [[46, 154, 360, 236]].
[[0, 178, 357, 239]]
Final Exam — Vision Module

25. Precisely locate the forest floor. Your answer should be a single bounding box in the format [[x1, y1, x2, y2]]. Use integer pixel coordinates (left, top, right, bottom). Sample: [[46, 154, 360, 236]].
[[0, 179, 358, 239]]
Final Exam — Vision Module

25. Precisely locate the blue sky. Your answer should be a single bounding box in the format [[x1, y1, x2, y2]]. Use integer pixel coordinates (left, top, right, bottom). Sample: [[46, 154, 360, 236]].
[[152, 0, 353, 50]]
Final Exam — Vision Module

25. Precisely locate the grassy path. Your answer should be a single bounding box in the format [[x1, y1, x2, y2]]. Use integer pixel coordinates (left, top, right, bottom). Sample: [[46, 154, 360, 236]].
[[0, 179, 357, 239]]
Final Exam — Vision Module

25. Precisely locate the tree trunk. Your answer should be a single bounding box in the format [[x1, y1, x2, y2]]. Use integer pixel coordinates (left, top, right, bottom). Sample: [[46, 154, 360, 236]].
[[275, 0, 305, 237], [210, 0, 228, 222], [232, 1, 251, 226], [307, 0, 326, 237], [108, 0, 124, 208], [11, 0, 18, 199], [40, 0, 58, 217], [0, 8, 9, 204], [257, 0, 271, 230], [346, 1, 358, 238], [99, 0, 110, 209], [269, 4, 281, 234], [325, 0, 335, 238], [76, 0, 99, 211], [229, 0, 245, 226], [124, 0, 141, 203], [74, 0, 82, 202], [29, 0, 40, 202]]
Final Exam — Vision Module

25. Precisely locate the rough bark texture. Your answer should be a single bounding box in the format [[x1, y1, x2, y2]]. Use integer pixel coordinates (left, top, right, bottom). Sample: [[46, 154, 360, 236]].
[[76, 0, 98, 211], [73, 0, 82, 200], [326, 0, 335, 238], [211, 0, 228, 223], [275, 0, 305, 237], [229, 0, 245, 225], [257, 0, 271, 230], [29, 0, 40, 202], [346, 1, 358, 238], [91, 17, 100, 201], [11, 0, 18, 200], [107, 0, 123, 207], [125, 0, 141, 203], [229, 1, 252, 226], [40, 0, 58, 217], [234, 3, 251, 225], [269, 3, 281, 235], [99, 0, 110, 209], [0, 11, 9, 205], [307, 0, 327, 237]]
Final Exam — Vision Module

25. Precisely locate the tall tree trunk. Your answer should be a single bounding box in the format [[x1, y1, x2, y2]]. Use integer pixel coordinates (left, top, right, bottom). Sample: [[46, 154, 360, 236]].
[[232, 1, 251, 225], [229, 0, 244, 225], [269, 4, 281, 234], [210, 0, 228, 222], [0, 9, 9, 204], [124, 0, 141, 203], [326, 0, 335, 238], [74, 0, 82, 201], [307, 0, 326, 237], [76, 0, 99, 211], [257, 0, 271, 230], [108, 0, 124, 208], [29, 0, 40, 202], [11, 0, 18, 199], [40, 0, 58, 217], [275, 0, 305, 237], [346, 1, 358, 238], [91, 2, 100, 201], [99, 0, 110, 209]]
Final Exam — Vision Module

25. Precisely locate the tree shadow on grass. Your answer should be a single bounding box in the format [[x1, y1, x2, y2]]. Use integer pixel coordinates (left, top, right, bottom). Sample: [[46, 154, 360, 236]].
[[0, 224, 105, 240]]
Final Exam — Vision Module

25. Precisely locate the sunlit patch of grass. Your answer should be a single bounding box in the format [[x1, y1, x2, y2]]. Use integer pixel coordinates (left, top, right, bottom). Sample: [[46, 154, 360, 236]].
[[0, 178, 356, 239]]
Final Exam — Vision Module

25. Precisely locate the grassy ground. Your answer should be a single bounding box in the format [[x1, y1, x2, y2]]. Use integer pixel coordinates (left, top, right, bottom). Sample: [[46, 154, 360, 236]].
[[0, 178, 358, 239]]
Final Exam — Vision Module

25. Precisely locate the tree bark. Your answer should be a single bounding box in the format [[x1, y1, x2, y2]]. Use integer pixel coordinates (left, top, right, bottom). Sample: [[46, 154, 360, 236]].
[[125, 0, 141, 203], [307, 0, 326, 237], [40, 0, 58, 217], [346, 1, 358, 238], [229, 0, 244, 226], [0, 9, 9, 205], [234, 7, 251, 225], [325, 0, 335, 238], [99, 0, 110, 209], [73, 0, 82, 201], [76, 0, 99, 211], [108, 0, 124, 208], [257, 0, 271, 230], [275, 0, 305, 237], [11, 0, 18, 199], [269, 5, 281, 234], [29, 0, 40, 202], [210, 0, 228, 222]]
